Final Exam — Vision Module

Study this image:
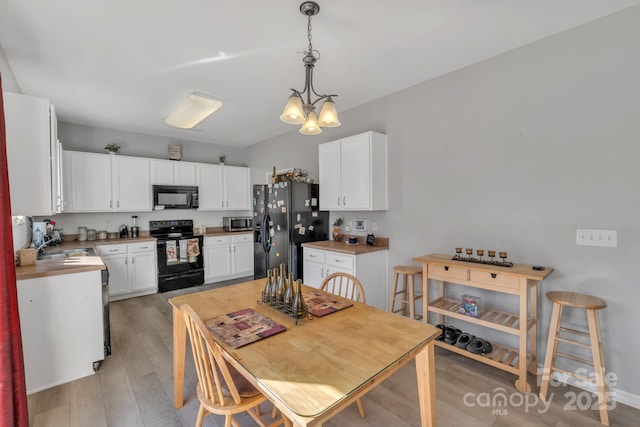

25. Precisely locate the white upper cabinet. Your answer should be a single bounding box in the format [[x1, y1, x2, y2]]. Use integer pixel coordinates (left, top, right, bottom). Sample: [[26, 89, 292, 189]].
[[197, 164, 224, 210], [319, 131, 388, 211], [197, 164, 250, 211], [64, 151, 151, 212], [150, 159, 197, 185], [112, 156, 151, 211], [224, 165, 250, 210], [5, 92, 63, 216]]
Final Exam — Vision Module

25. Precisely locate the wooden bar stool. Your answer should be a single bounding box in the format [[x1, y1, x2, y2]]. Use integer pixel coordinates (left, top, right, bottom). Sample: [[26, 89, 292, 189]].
[[539, 291, 609, 426], [389, 265, 423, 320]]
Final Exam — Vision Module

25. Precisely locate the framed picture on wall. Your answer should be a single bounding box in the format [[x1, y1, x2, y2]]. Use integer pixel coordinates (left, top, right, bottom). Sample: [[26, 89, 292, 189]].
[[354, 218, 367, 231]]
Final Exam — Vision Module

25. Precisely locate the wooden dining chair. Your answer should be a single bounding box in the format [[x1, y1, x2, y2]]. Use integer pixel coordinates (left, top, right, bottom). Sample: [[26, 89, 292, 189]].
[[319, 272, 367, 418], [320, 272, 366, 304], [181, 304, 285, 427]]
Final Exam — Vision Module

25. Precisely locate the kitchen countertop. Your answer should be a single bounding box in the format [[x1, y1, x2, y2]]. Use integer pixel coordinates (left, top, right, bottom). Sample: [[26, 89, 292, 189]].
[[15, 230, 252, 280], [302, 236, 389, 255], [16, 237, 155, 281]]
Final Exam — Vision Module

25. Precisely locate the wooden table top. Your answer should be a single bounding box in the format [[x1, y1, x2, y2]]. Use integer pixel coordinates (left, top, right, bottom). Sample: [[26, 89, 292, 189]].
[[169, 279, 439, 418]]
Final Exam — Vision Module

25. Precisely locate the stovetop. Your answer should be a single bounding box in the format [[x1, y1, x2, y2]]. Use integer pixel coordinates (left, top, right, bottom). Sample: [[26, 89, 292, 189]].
[[149, 220, 195, 239]]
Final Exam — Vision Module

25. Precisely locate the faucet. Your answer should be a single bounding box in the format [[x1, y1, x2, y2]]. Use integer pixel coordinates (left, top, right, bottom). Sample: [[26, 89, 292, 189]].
[[35, 234, 62, 255]]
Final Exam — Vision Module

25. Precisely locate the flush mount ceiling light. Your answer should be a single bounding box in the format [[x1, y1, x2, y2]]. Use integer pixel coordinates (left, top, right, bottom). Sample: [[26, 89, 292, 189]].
[[280, 1, 340, 135], [165, 92, 223, 129]]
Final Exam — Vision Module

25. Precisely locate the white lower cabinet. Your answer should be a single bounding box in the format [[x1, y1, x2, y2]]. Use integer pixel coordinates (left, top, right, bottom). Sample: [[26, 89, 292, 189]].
[[204, 234, 253, 283], [303, 247, 389, 310], [97, 241, 157, 300], [17, 270, 104, 394]]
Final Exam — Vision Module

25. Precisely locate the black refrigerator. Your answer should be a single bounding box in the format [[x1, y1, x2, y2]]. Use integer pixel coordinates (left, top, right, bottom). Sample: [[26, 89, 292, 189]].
[[253, 182, 329, 281]]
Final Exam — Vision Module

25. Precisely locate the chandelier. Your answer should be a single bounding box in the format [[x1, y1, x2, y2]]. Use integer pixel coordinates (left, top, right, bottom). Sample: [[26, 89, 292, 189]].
[[280, 1, 340, 135]]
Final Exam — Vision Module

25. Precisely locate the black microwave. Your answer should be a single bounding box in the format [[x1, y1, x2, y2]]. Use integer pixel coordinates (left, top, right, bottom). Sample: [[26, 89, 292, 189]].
[[153, 185, 199, 210]]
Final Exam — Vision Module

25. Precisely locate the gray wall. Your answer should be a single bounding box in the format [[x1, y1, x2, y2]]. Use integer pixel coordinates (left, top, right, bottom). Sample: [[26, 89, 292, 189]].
[[247, 7, 640, 401]]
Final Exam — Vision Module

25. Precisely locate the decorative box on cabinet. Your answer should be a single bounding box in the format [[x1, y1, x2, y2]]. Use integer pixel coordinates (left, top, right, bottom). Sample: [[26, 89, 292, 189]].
[[302, 247, 389, 310], [96, 241, 157, 300], [412, 253, 553, 393], [204, 233, 253, 283], [5, 92, 63, 216], [319, 131, 387, 211]]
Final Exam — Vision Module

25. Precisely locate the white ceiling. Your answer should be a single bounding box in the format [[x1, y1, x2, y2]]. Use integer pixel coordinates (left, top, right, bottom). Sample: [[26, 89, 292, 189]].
[[1, 0, 639, 148]]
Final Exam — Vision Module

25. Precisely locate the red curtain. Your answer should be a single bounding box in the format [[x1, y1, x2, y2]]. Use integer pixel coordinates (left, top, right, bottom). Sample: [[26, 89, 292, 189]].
[[0, 75, 29, 425]]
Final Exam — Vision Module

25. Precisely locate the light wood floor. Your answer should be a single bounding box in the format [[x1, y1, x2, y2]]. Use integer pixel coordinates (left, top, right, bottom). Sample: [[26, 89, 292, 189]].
[[27, 278, 639, 427]]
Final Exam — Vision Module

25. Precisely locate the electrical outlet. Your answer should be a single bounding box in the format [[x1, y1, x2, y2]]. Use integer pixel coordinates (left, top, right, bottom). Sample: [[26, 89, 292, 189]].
[[576, 229, 617, 248], [371, 222, 378, 231]]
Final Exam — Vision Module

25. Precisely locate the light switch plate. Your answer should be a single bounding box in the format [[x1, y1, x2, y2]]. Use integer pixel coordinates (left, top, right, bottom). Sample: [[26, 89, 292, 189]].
[[576, 229, 617, 248]]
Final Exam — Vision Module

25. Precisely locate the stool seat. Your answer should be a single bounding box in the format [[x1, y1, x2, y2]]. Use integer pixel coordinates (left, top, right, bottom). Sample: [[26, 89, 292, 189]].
[[547, 291, 607, 310], [389, 265, 423, 321], [393, 265, 422, 275], [540, 290, 609, 425]]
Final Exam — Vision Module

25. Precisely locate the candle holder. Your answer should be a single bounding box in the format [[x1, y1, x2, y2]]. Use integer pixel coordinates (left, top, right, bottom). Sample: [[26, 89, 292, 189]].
[[451, 248, 513, 267]]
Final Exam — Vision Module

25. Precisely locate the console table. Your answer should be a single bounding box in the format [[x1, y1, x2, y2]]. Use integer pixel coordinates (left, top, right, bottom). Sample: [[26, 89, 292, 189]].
[[412, 253, 553, 393]]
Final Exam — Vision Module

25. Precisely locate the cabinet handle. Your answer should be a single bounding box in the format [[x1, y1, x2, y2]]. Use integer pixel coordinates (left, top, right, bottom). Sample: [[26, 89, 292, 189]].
[[444, 266, 449, 271], [139, 246, 148, 250], [491, 273, 497, 279], [343, 196, 346, 206], [109, 200, 112, 208], [337, 197, 340, 206], [109, 249, 118, 252], [132, 257, 135, 264], [226, 201, 228, 207], [125, 256, 128, 265], [117, 200, 120, 208], [321, 268, 324, 278], [335, 259, 343, 263], [233, 246, 236, 252], [221, 201, 224, 208], [310, 254, 316, 258]]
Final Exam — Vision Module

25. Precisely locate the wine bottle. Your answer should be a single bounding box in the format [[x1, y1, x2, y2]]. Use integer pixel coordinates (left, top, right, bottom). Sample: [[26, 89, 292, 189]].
[[272, 166, 277, 184], [276, 263, 286, 303], [284, 272, 295, 308], [270, 268, 279, 303], [294, 279, 306, 316], [263, 270, 273, 301]]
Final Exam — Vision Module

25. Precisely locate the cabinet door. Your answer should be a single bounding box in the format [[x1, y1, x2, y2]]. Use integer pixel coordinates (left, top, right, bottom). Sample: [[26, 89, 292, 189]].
[[68, 151, 112, 212], [150, 159, 174, 185], [130, 251, 157, 292], [232, 242, 254, 276], [302, 260, 324, 288], [102, 253, 129, 296], [318, 140, 342, 210], [174, 162, 197, 185], [205, 244, 232, 282], [5, 93, 54, 216], [224, 166, 250, 210], [197, 164, 224, 210], [340, 134, 371, 210], [112, 156, 151, 211]]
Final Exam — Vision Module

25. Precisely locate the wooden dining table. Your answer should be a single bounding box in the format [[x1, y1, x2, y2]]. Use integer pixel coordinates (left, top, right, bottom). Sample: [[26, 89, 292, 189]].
[[169, 279, 439, 427]]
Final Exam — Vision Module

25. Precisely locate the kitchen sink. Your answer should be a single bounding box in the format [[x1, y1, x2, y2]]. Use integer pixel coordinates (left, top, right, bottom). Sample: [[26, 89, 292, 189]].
[[37, 248, 95, 260]]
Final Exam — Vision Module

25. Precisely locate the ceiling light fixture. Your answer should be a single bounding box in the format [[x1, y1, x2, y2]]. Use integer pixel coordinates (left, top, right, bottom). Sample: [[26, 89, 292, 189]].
[[165, 92, 223, 129], [280, 1, 340, 135]]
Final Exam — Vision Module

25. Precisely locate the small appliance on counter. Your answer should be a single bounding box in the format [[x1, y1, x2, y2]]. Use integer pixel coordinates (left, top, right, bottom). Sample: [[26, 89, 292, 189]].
[[119, 224, 128, 238], [131, 215, 139, 238], [223, 216, 253, 232]]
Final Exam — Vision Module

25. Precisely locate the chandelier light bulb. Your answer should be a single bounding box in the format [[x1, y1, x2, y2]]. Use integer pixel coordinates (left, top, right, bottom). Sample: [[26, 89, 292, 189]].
[[280, 94, 305, 124], [299, 111, 322, 135], [318, 98, 340, 127]]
